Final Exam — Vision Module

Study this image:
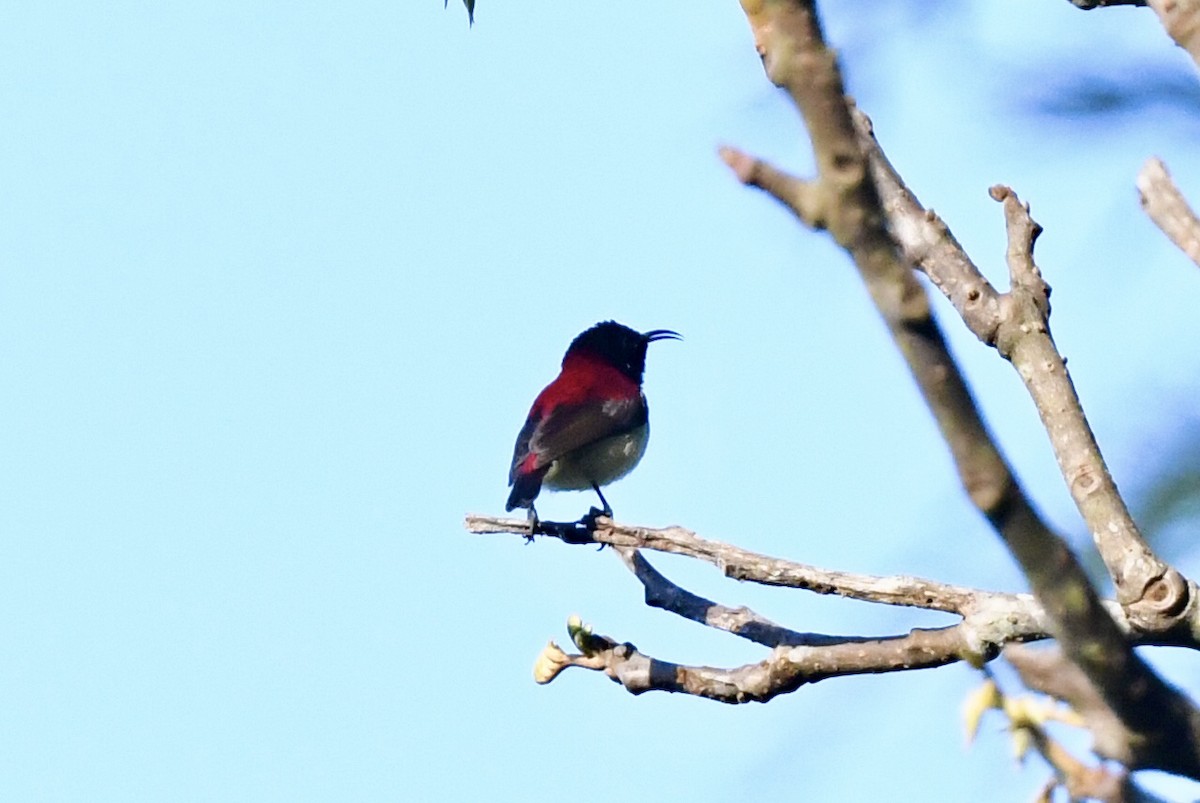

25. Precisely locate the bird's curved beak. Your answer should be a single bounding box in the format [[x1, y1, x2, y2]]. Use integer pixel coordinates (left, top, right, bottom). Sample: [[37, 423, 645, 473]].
[[643, 329, 682, 343]]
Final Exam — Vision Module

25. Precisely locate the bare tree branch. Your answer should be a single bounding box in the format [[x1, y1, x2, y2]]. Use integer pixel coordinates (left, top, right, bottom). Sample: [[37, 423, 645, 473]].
[[855, 112, 1193, 633], [1068, 0, 1147, 8], [970, 669, 1145, 803], [997, 185, 1191, 629], [1002, 647, 1178, 801], [844, 111, 1200, 775], [851, 111, 1006, 342], [1028, 725, 1133, 802], [721, 140, 1065, 586], [614, 547, 838, 647], [467, 513, 1031, 616], [717, 147, 821, 224], [986, 186, 1192, 622], [727, 2, 1072, 640], [726, 0, 1200, 779], [470, 512, 1200, 650], [1147, 0, 1200, 68], [1005, 644, 1135, 766], [1138, 157, 1200, 268], [533, 618, 998, 703], [468, 0, 1200, 785]]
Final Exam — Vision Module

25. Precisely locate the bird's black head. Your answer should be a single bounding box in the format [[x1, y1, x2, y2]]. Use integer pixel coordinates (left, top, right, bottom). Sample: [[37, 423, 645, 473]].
[[564, 320, 681, 384]]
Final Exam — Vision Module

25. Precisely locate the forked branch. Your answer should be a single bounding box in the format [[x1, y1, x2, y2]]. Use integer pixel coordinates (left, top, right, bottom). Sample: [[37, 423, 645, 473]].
[[464, 0, 1200, 783], [727, 0, 1200, 778]]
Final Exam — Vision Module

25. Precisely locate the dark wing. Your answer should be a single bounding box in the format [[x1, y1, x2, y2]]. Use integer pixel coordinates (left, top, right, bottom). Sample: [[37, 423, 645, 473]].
[[508, 413, 541, 486], [508, 396, 646, 485], [506, 395, 646, 511], [535, 397, 644, 466], [506, 411, 547, 511]]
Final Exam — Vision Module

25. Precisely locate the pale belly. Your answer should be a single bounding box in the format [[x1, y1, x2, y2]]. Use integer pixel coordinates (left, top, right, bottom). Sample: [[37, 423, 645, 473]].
[[543, 423, 649, 491]]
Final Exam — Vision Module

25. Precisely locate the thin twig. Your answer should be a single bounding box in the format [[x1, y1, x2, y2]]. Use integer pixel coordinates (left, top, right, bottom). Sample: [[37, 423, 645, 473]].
[[990, 186, 1189, 628], [467, 513, 1018, 615], [614, 547, 841, 647], [534, 618, 996, 703], [855, 111, 1190, 631], [1147, 0, 1200, 68], [1138, 157, 1200, 269]]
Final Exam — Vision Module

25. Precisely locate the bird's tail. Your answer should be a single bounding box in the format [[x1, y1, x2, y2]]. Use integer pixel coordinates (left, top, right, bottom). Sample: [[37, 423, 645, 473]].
[[506, 466, 548, 512]]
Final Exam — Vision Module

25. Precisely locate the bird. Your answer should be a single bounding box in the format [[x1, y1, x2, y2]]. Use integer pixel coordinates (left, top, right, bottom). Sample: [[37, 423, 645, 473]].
[[506, 320, 680, 524]]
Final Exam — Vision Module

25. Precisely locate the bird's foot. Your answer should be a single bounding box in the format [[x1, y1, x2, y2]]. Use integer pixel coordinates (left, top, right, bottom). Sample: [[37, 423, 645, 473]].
[[520, 507, 596, 545], [582, 506, 607, 528], [581, 506, 613, 550]]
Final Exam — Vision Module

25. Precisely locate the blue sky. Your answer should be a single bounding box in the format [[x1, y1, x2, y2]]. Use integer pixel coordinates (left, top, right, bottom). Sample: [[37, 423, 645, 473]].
[[4, 2, 1200, 800]]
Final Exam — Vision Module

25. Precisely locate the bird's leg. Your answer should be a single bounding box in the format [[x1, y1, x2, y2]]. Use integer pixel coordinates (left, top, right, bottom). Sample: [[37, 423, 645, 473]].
[[524, 505, 540, 543], [591, 483, 613, 518], [579, 484, 612, 546]]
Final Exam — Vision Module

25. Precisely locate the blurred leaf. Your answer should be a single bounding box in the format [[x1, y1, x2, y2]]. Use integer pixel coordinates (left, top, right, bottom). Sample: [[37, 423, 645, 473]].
[[963, 678, 1002, 746]]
